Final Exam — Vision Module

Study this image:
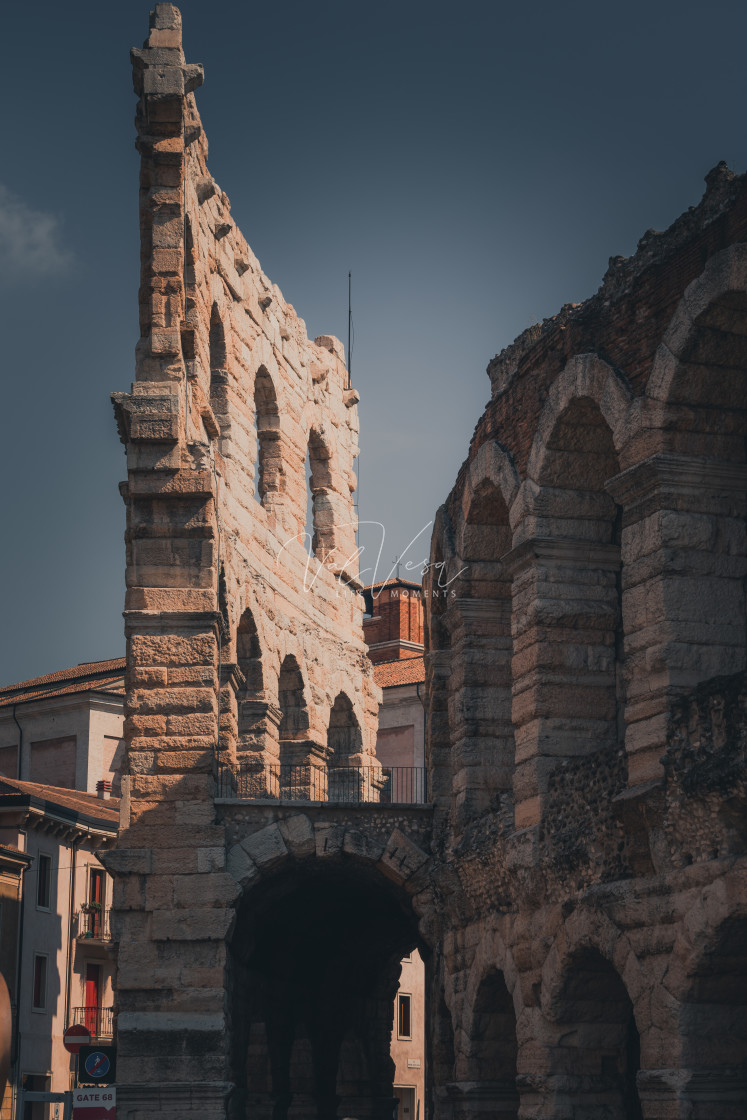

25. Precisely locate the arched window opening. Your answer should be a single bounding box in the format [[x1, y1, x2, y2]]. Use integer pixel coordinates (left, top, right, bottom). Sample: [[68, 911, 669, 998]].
[[209, 303, 228, 428], [328, 693, 363, 802], [549, 949, 642, 1119], [458, 970, 518, 1118], [237, 609, 262, 694], [305, 429, 333, 558], [680, 916, 747, 1118], [464, 479, 511, 574], [470, 972, 517, 1102], [254, 366, 280, 505], [278, 656, 309, 742], [236, 608, 264, 753], [536, 397, 623, 750], [453, 479, 514, 821]]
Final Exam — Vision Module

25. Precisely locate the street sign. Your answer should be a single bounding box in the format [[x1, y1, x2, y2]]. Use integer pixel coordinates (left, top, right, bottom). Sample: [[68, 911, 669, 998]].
[[72, 1087, 115, 1120], [63, 1025, 91, 1054], [78, 1046, 116, 1085]]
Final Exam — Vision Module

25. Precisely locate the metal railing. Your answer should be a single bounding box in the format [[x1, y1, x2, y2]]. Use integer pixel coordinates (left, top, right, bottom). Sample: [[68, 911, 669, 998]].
[[72, 1006, 114, 1038], [75, 908, 112, 941], [217, 763, 428, 805]]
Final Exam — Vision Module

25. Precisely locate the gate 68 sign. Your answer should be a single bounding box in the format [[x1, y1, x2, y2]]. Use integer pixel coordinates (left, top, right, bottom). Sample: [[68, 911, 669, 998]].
[[72, 1088, 115, 1120]]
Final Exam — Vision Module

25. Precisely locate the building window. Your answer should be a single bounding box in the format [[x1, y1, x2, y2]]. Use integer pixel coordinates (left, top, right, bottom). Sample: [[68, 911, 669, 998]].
[[397, 993, 412, 1040], [37, 854, 52, 910], [32, 955, 47, 1010], [89, 868, 104, 907]]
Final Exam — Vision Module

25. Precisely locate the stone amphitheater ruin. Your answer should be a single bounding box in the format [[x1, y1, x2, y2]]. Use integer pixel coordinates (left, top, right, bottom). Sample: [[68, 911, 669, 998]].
[[107, 5, 747, 1119]]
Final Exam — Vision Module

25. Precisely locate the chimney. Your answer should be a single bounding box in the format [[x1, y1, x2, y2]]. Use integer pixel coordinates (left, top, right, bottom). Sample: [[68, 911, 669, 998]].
[[96, 780, 113, 801]]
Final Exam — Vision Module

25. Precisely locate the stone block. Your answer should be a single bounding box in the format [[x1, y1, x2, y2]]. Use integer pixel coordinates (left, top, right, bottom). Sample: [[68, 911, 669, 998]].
[[378, 828, 428, 884], [239, 822, 288, 869], [278, 813, 315, 857]]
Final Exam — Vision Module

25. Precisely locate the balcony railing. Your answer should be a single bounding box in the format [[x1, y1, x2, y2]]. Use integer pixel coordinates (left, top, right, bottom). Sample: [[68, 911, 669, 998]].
[[72, 1006, 114, 1039], [217, 763, 428, 805], [75, 908, 112, 941]]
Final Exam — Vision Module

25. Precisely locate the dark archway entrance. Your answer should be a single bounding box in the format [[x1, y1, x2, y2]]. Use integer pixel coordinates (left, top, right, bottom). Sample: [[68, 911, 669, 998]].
[[680, 916, 747, 1119], [230, 861, 422, 1120], [548, 948, 642, 1119]]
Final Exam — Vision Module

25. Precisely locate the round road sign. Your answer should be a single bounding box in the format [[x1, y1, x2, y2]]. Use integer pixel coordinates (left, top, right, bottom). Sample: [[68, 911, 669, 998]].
[[83, 1051, 111, 1080], [63, 1024, 91, 1054]]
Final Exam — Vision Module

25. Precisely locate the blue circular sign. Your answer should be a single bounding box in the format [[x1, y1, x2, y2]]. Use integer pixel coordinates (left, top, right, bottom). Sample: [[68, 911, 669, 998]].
[[83, 1052, 110, 1079]]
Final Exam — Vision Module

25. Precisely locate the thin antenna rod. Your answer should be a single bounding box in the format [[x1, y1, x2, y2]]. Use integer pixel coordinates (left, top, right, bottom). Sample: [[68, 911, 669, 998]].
[[347, 270, 352, 388]]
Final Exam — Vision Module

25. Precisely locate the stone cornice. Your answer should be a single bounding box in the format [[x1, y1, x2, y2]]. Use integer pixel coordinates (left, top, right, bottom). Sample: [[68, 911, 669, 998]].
[[606, 453, 747, 507], [503, 536, 620, 576]]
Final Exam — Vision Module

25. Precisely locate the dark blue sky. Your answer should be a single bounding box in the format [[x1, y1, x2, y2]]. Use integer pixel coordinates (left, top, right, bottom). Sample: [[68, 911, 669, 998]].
[[1, 0, 745, 684]]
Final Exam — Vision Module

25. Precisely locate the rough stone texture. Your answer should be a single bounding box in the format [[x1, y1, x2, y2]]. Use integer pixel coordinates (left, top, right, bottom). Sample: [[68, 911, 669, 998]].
[[107, 7, 747, 1120], [108, 6, 384, 1119], [423, 166, 747, 1118]]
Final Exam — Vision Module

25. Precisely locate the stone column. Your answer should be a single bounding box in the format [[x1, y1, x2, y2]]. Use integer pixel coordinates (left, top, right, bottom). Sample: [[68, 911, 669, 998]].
[[507, 537, 621, 830], [447, 597, 514, 826], [607, 454, 747, 788]]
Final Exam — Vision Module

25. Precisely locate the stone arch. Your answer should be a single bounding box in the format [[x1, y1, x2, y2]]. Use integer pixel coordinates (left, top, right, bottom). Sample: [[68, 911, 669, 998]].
[[277, 654, 308, 740], [226, 817, 431, 1120], [677, 913, 747, 1118], [648, 242, 747, 460], [327, 693, 365, 802], [544, 945, 643, 1119], [617, 248, 747, 785], [525, 354, 633, 488], [458, 438, 521, 542], [448, 442, 520, 823], [459, 969, 519, 1118], [254, 364, 282, 505], [511, 361, 629, 828]]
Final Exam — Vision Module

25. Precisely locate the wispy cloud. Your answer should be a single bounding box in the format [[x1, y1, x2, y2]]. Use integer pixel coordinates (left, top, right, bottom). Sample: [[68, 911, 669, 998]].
[[0, 184, 74, 280]]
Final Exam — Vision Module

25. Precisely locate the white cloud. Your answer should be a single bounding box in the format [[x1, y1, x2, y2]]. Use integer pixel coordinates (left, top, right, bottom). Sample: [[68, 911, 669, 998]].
[[0, 183, 74, 280]]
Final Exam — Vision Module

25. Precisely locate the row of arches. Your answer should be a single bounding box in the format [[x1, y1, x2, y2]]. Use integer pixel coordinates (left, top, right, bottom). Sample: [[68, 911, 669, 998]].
[[435, 912, 747, 1119], [427, 244, 747, 828], [229, 606, 366, 795], [208, 301, 337, 559]]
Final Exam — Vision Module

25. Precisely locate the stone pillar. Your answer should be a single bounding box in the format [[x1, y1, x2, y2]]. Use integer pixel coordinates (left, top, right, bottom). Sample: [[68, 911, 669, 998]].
[[507, 537, 621, 830], [107, 6, 237, 1116], [424, 649, 453, 817], [447, 598, 514, 825], [607, 454, 747, 788]]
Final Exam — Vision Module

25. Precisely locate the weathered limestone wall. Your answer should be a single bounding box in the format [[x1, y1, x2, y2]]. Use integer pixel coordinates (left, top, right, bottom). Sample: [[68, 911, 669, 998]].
[[424, 170, 747, 1119], [108, 5, 379, 1117]]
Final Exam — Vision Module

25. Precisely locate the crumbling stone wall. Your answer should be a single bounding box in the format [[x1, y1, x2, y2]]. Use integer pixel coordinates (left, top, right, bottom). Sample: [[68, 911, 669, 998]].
[[108, 6, 383, 1118], [424, 169, 747, 1119], [106, 8, 747, 1119]]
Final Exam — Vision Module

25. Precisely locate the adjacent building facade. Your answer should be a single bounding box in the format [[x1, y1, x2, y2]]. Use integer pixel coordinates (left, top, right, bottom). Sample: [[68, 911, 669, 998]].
[[0, 665, 121, 1117]]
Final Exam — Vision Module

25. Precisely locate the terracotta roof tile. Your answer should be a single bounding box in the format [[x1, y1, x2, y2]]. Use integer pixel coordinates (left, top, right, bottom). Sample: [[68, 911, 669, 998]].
[[373, 656, 425, 688], [0, 776, 120, 827], [0, 659, 126, 709]]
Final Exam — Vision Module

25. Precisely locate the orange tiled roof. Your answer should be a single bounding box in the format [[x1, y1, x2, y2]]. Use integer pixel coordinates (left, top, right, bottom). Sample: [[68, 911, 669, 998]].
[[373, 656, 425, 688], [0, 658, 126, 709], [0, 776, 120, 828]]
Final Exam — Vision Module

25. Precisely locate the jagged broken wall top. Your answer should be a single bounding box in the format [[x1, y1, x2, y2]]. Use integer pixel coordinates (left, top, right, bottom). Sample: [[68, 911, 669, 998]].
[[476, 164, 747, 477], [114, 2, 378, 759]]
